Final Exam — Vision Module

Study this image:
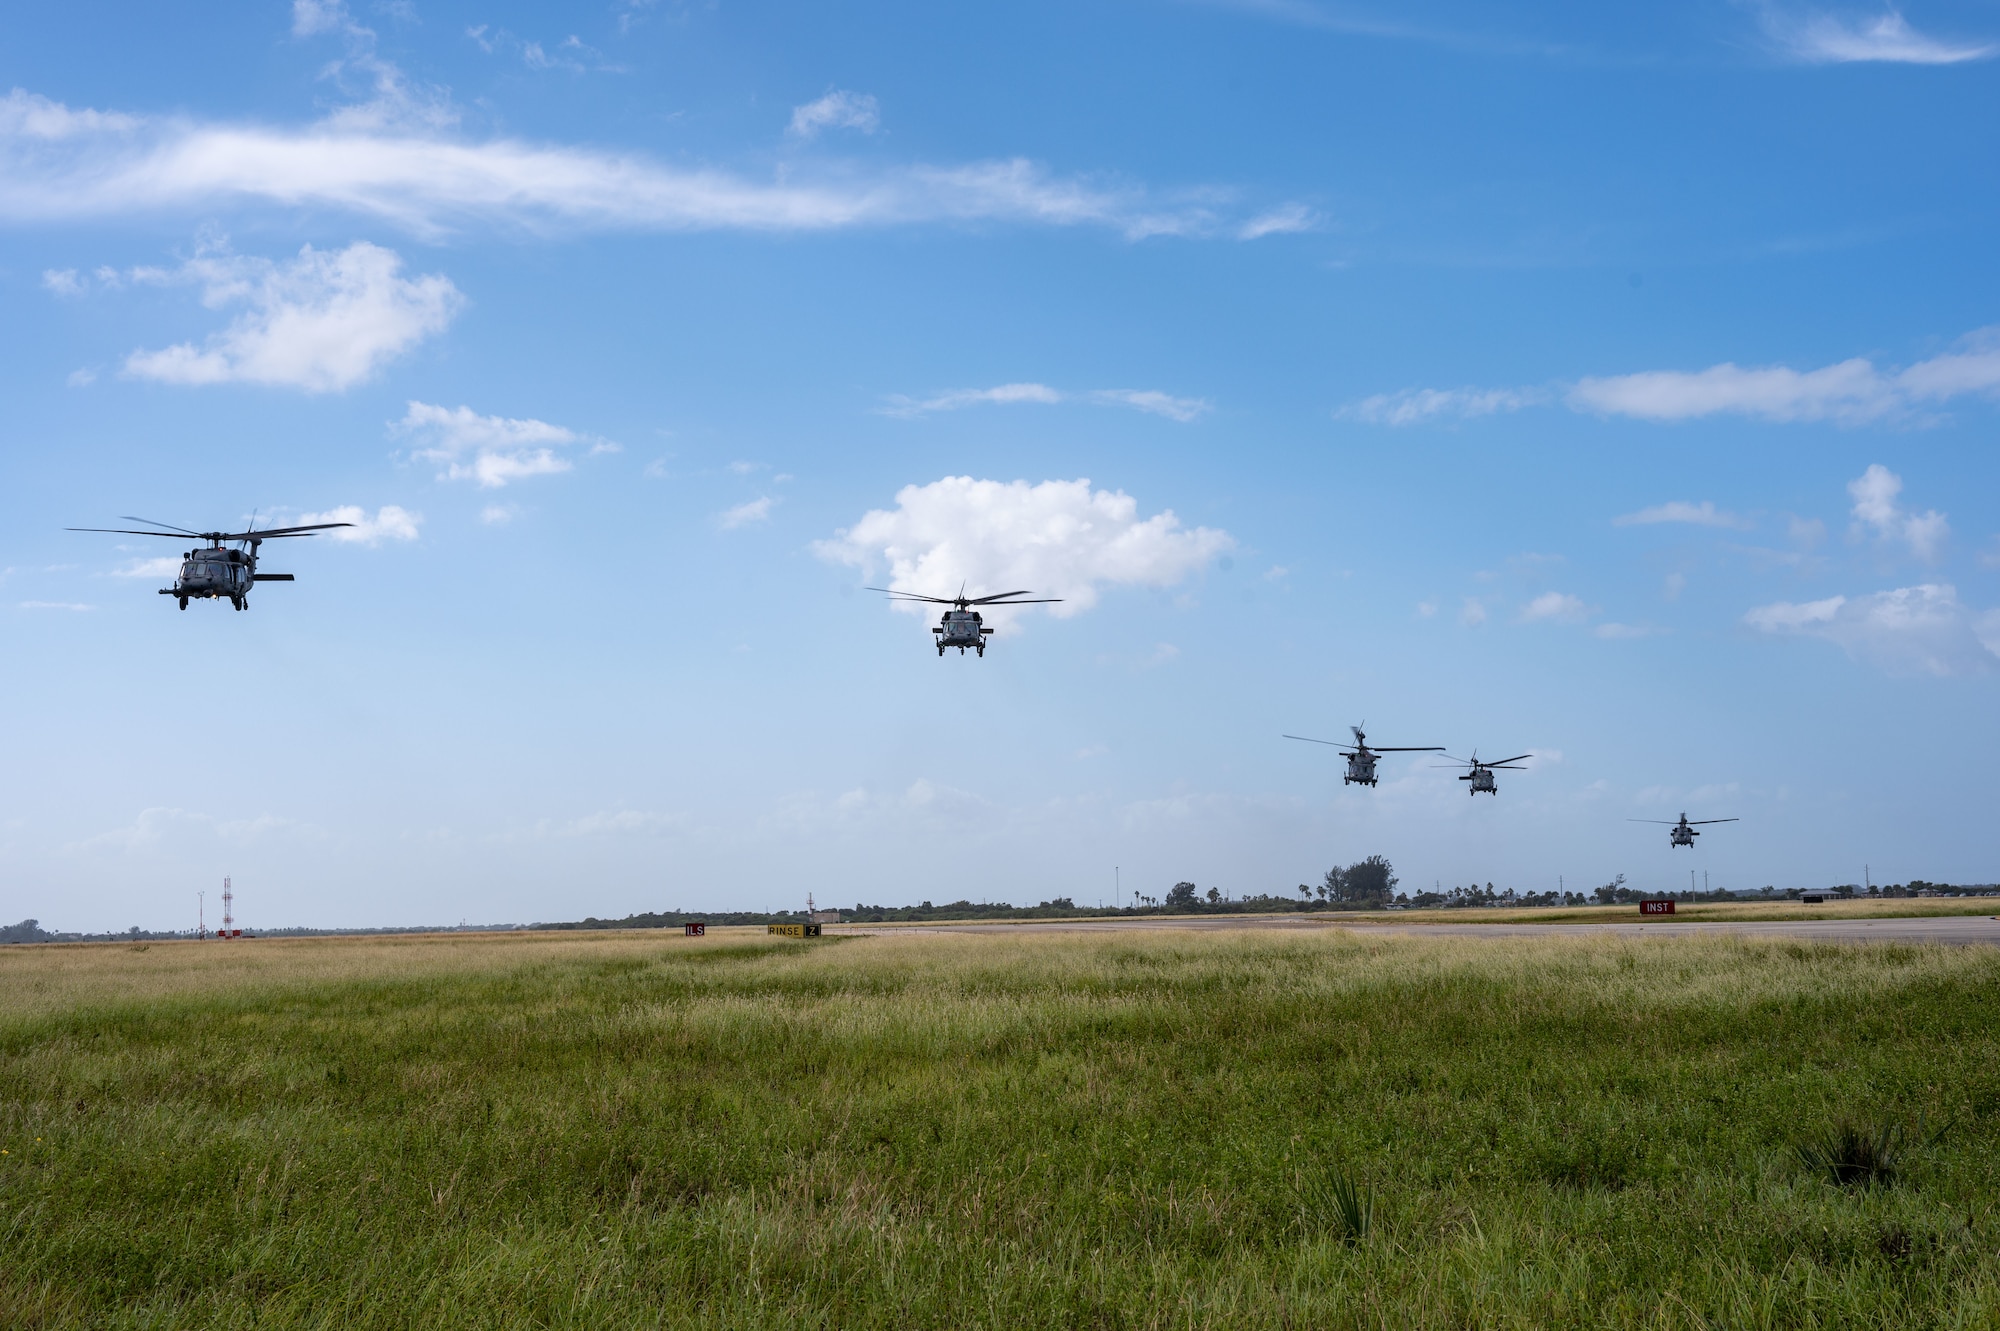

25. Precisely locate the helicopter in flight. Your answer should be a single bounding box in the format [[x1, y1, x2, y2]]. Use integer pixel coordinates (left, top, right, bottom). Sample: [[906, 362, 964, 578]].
[[69, 515, 353, 611], [1283, 724, 1443, 786], [1631, 813, 1738, 848], [868, 584, 1062, 656], [1434, 751, 1531, 795]]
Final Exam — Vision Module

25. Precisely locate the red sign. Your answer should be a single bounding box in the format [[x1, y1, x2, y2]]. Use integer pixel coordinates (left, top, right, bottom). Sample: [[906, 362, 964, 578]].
[[684, 922, 707, 936], [1639, 900, 1675, 915]]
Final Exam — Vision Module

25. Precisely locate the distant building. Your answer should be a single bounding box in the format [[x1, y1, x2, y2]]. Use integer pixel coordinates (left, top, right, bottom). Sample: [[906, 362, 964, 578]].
[[810, 910, 841, 924]]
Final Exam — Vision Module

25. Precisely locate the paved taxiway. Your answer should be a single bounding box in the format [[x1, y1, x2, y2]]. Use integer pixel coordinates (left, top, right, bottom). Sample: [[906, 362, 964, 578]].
[[831, 913, 2000, 946]]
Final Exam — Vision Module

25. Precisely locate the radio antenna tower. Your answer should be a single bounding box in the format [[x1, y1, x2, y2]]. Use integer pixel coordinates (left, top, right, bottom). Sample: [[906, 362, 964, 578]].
[[221, 877, 234, 938]]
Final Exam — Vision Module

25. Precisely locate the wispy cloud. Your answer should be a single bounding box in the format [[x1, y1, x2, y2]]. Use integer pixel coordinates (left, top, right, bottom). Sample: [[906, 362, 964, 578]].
[[113, 242, 461, 393], [882, 382, 1211, 421], [788, 90, 880, 139], [1236, 202, 1320, 239], [1759, 6, 1997, 64], [394, 402, 613, 488], [1339, 386, 1548, 425], [1594, 621, 1667, 639], [1518, 591, 1591, 624], [1848, 463, 1947, 561], [0, 88, 1303, 243], [1347, 326, 2000, 427], [1613, 500, 1752, 529], [19, 600, 94, 612], [1745, 583, 2000, 676], [718, 496, 774, 529]]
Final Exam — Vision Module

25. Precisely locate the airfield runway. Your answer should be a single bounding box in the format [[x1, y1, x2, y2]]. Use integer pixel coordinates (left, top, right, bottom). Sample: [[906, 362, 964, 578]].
[[830, 913, 2000, 946]]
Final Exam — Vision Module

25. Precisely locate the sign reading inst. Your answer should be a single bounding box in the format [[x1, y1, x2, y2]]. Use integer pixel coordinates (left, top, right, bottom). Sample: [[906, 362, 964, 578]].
[[1639, 900, 1675, 916]]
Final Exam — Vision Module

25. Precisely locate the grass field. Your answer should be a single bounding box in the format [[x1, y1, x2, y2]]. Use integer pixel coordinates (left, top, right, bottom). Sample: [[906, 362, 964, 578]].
[[856, 897, 2000, 928], [4, 928, 1999, 1328]]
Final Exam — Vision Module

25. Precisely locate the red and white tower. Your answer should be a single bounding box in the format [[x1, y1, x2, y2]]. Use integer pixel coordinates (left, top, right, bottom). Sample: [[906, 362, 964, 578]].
[[220, 877, 236, 938]]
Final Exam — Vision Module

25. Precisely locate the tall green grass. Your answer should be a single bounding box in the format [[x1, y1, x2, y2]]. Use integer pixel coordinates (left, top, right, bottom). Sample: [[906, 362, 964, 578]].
[[2, 928, 1998, 1328]]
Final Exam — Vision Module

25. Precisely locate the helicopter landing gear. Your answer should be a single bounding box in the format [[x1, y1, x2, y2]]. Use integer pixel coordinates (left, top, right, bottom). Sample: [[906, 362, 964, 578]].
[[178, 597, 188, 610], [231, 597, 244, 611]]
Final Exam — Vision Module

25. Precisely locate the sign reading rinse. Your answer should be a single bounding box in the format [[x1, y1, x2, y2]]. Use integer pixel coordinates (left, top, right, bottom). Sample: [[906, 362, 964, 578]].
[[767, 923, 823, 937]]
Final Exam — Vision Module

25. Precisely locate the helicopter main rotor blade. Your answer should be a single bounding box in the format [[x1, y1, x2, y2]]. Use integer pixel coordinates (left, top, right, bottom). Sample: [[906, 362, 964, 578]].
[[1627, 820, 1679, 825], [967, 593, 1063, 605], [1282, 734, 1357, 750], [118, 515, 203, 536], [207, 522, 353, 541], [67, 527, 198, 540], [1486, 755, 1532, 767], [1687, 818, 1739, 825], [866, 587, 959, 605], [1369, 746, 1447, 752]]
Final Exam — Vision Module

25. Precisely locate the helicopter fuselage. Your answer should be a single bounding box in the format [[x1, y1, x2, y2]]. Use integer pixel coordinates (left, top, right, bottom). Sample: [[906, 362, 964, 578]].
[[1669, 819, 1698, 847], [1464, 766, 1498, 795], [158, 547, 287, 610], [934, 608, 993, 656], [1343, 750, 1380, 785]]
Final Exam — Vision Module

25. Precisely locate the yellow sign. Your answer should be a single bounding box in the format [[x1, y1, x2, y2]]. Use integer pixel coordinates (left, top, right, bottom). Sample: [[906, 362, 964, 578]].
[[766, 923, 822, 938]]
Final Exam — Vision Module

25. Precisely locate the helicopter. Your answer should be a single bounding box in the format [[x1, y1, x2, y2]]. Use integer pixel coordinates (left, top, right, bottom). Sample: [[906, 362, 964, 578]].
[[1434, 751, 1531, 795], [1282, 724, 1443, 786], [1631, 813, 1738, 848], [69, 515, 353, 611], [868, 584, 1062, 656]]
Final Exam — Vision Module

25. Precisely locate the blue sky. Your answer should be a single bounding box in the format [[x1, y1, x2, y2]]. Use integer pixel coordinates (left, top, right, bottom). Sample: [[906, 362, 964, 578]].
[[4, 0, 1998, 930]]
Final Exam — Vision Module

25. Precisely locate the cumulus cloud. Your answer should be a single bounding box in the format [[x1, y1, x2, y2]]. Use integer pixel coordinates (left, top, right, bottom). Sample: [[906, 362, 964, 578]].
[[117, 242, 460, 392], [394, 401, 611, 487], [1518, 591, 1591, 624], [1348, 327, 2000, 428], [881, 382, 1210, 421], [788, 90, 880, 139], [295, 505, 422, 544], [1745, 583, 2000, 676], [814, 477, 1233, 625], [1848, 464, 1947, 560], [1339, 386, 1547, 425], [1760, 7, 1997, 64], [1613, 500, 1752, 529], [0, 88, 1302, 243]]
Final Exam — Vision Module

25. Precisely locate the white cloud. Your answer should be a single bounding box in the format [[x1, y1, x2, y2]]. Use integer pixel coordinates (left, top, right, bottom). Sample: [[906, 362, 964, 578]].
[[480, 504, 515, 525], [1086, 389, 1212, 421], [1236, 203, 1319, 239], [394, 402, 609, 488], [1848, 463, 1947, 560], [788, 90, 880, 139], [119, 242, 460, 393], [881, 382, 1209, 421], [1762, 7, 1997, 64], [0, 88, 1296, 243], [1518, 591, 1591, 624], [719, 497, 774, 529], [1340, 386, 1547, 425], [814, 477, 1232, 625], [42, 267, 82, 296], [1613, 500, 1751, 529], [295, 504, 422, 544], [1352, 326, 2000, 428], [1745, 583, 2000, 675], [1594, 622, 1667, 639], [65, 368, 97, 388], [293, 0, 364, 38], [112, 556, 182, 579], [1459, 598, 1488, 626], [19, 600, 94, 611]]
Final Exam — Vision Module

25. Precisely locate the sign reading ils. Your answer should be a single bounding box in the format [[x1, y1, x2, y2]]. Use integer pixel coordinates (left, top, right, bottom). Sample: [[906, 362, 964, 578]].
[[1639, 900, 1675, 916], [683, 922, 706, 936]]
